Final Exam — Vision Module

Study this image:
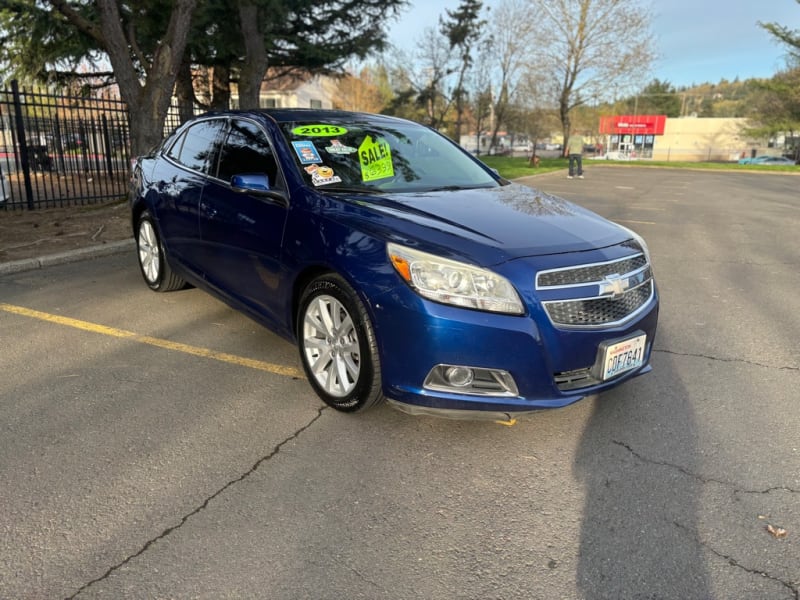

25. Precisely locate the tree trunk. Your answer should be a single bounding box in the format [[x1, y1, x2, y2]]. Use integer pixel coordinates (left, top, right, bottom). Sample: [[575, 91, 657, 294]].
[[453, 62, 469, 143], [236, 0, 267, 109], [47, 0, 198, 156], [560, 93, 571, 157], [129, 110, 168, 159], [211, 65, 231, 110], [490, 84, 509, 151], [175, 59, 196, 123]]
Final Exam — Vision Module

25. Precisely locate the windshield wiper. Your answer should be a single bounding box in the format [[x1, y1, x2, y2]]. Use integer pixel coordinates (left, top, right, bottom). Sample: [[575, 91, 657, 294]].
[[426, 184, 485, 192], [324, 186, 385, 195]]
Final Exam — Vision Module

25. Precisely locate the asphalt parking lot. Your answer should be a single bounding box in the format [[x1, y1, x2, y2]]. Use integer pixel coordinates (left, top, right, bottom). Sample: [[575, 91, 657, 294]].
[[1, 166, 798, 599]]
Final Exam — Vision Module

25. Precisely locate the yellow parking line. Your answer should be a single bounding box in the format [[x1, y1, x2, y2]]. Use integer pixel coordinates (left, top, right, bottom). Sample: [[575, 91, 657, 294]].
[[616, 219, 657, 226], [0, 303, 305, 379]]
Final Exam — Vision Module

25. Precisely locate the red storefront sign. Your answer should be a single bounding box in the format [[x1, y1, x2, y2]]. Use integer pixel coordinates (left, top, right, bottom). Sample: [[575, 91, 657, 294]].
[[599, 115, 666, 135]]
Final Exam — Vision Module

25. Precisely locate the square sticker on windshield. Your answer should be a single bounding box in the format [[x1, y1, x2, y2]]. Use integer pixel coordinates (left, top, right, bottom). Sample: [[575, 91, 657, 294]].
[[304, 164, 342, 187], [359, 135, 394, 182], [292, 141, 322, 164], [326, 139, 357, 155]]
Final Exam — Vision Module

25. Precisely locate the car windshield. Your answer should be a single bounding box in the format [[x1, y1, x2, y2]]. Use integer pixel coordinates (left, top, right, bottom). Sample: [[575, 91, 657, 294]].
[[279, 118, 501, 193]]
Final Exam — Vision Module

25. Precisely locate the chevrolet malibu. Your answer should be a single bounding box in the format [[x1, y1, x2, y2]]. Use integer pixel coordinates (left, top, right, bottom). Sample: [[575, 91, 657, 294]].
[[129, 109, 658, 420]]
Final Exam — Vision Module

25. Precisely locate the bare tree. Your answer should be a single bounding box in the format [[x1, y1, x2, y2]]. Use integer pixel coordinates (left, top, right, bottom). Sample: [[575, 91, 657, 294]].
[[333, 65, 391, 113], [484, 0, 537, 150], [412, 27, 457, 129], [513, 68, 560, 155], [465, 41, 495, 153], [528, 0, 654, 149]]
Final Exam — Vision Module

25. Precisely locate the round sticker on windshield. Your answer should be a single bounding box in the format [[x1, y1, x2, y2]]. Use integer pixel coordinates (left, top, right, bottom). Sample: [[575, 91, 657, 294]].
[[292, 124, 348, 137]]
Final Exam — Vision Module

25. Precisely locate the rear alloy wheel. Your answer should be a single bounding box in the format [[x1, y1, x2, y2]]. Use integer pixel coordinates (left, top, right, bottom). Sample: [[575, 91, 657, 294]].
[[136, 211, 185, 292], [298, 274, 383, 412]]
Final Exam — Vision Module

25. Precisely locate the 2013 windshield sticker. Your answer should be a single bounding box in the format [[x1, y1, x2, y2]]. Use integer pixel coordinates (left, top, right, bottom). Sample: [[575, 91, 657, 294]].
[[359, 136, 394, 182], [305, 164, 342, 187], [292, 124, 348, 137], [292, 141, 322, 164], [325, 139, 357, 155]]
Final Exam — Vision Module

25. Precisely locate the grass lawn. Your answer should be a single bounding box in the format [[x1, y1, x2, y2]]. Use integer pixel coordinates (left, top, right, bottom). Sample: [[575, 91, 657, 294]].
[[478, 154, 800, 180]]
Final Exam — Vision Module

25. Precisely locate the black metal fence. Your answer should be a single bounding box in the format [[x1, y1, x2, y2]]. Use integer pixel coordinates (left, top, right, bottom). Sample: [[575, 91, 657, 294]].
[[0, 80, 133, 210]]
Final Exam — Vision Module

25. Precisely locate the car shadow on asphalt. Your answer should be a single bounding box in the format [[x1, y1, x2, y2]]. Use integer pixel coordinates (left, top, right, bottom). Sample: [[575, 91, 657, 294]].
[[574, 328, 712, 598]]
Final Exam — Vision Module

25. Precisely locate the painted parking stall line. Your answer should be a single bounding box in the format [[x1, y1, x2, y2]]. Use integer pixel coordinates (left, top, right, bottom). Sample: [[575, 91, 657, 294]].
[[0, 303, 305, 379], [616, 219, 657, 226]]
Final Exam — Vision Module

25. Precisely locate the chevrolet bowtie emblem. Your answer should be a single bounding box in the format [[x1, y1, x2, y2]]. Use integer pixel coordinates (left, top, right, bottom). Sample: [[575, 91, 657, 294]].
[[599, 273, 629, 299]]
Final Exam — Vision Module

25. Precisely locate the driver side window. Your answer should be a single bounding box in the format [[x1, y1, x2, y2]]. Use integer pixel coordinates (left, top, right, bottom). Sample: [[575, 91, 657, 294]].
[[217, 119, 283, 190]]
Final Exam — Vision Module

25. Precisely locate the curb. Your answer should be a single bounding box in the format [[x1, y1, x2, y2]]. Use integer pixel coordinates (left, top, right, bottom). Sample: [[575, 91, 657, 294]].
[[0, 238, 135, 276]]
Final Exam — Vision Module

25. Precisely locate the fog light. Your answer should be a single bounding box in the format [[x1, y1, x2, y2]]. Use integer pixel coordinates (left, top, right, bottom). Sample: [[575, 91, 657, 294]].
[[444, 366, 474, 387], [423, 364, 519, 397]]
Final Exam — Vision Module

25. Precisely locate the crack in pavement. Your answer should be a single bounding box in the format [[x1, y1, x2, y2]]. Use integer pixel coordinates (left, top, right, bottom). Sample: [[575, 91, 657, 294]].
[[66, 406, 328, 599], [614, 441, 799, 598], [613, 441, 800, 494], [653, 348, 799, 373], [673, 520, 799, 600]]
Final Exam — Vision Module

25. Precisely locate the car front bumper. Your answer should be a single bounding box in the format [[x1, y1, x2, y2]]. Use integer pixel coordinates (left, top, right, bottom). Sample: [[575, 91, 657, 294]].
[[370, 284, 659, 415]]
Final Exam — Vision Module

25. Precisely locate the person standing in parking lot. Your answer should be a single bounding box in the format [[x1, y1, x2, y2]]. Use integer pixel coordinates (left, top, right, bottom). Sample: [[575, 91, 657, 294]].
[[566, 131, 585, 179]]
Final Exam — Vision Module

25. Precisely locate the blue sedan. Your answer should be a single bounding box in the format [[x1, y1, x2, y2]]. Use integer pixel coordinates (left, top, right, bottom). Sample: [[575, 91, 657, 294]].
[[129, 110, 658, 420]]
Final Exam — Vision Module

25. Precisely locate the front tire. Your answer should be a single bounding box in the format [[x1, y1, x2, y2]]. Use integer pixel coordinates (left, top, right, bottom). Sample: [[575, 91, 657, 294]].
[[136, 210, 185, 292], [298, 274, 384, 412]]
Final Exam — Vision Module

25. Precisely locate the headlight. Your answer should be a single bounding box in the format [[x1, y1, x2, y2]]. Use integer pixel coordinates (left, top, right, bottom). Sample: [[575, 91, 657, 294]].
[[387, 243, 524, 315]]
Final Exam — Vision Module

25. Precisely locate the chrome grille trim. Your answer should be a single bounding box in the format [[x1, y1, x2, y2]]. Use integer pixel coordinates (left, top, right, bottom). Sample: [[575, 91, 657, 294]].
[[536, 253, 647, 289], [542, 280, 654, 329], [536, 247, 655, 329]]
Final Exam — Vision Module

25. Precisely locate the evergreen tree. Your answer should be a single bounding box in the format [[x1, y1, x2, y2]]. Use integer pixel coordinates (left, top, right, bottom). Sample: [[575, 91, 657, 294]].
[[0, 0, 408, 154]]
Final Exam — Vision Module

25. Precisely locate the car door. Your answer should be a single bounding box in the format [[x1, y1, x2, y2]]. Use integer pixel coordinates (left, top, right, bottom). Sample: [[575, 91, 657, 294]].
[[154, 118, 226, 274], [198, 117, 290, 329]]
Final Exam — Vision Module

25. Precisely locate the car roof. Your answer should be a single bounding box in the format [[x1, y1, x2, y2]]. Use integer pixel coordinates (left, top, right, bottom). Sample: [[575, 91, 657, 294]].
[[223, 108, 413, 127]]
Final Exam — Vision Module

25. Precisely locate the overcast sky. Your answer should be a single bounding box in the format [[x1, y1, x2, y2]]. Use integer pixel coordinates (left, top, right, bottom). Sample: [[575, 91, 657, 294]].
[[386, 0, 800, 88]]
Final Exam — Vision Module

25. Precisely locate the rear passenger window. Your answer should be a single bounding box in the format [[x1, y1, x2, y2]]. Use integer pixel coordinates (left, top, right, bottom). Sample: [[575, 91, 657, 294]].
[[217, 119, 283, 189], [169, 119, 225, 173]]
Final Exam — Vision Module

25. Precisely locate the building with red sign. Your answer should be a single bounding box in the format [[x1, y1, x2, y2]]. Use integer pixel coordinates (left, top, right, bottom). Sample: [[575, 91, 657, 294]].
[[599, 115, 666, 158], [596, 115, 766, 162]]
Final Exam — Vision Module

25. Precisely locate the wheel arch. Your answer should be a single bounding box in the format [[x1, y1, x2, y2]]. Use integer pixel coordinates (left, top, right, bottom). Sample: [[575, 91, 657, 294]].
[[290, 265, 337, 339], [289, 263, 383, 341], [130, 199, 148, 238]]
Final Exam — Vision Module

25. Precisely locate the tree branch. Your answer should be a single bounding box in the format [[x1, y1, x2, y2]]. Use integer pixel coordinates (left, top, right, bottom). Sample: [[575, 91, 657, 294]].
[[45, 0, 105, 44]]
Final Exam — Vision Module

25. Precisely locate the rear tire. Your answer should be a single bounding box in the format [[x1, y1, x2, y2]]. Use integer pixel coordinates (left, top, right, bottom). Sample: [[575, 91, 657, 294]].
[[298, 274, 384, 412], [136, 210, 185, 292]]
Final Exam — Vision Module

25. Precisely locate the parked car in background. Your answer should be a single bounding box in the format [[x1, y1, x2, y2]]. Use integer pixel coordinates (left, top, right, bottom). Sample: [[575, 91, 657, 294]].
[[510, 141, 532, 154], [129, 109, 659, 420], [738, 155, 795, 165], [0, 168, 9, 203]]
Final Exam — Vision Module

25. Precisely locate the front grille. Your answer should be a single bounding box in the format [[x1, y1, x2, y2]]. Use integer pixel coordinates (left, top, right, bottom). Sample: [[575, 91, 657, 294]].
[[537, 255, 647, 287], [537, 244, 655, 329], [544, 281, 653, 327]]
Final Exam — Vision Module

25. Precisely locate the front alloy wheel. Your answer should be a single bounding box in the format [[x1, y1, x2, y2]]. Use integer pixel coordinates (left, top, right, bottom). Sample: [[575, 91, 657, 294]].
[[298, 274, 383, 412]]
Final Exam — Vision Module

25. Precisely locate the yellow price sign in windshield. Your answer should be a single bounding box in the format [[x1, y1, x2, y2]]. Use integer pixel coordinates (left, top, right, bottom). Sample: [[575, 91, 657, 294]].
[[359, 135, 394, 182]]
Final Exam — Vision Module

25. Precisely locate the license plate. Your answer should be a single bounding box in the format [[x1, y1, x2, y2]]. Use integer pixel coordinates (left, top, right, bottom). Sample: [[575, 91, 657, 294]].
[[600, 334, 646, 380]]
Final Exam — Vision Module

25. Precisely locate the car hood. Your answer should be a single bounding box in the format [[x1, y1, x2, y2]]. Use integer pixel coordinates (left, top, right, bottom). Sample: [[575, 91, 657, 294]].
[[333, 183, 629, 266]]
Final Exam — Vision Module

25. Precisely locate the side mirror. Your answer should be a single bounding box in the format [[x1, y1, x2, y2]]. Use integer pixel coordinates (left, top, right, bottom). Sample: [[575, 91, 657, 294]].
[[231, 173, 271, 193], [231, 173, 287, 203]]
